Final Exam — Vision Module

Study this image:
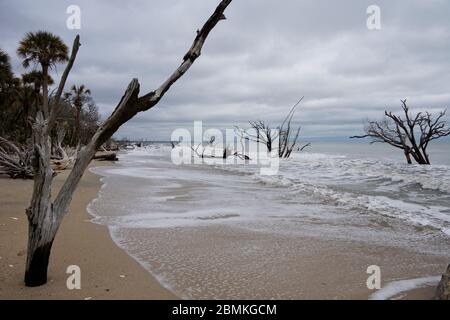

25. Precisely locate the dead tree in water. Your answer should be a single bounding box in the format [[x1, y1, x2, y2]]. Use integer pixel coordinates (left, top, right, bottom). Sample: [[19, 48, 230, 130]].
[[20, 0, 233, 287], [248, 121, 278, 153], [278, 97, 308, 158], [351, 100, 450, 164], [236, 97, 310, 158]]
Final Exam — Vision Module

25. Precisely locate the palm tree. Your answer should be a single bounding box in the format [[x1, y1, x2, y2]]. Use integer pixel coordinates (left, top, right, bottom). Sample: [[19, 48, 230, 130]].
[[22, 70, 54, 90], [65, 84, 91, 145], [17, 31, 68, 117], [0, 49, 14, 92], [0, 49, 13, 81], [22, 70, 54, 110], [13, 86, 36, 141]]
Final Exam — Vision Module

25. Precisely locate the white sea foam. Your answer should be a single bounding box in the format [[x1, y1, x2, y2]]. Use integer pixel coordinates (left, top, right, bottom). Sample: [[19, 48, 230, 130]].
[[86, 144, 450, 299], [369, 276, 441, 300], [89, 145, 450, 236]]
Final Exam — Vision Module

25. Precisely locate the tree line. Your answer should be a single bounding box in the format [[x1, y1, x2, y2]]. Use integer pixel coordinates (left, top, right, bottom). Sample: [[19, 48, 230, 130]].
[[0, 0, 448, 298], [0, 47, 99, 147]]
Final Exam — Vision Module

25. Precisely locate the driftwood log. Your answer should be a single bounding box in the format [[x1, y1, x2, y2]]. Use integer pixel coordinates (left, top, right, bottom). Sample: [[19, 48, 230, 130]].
[[0, 137, 34, 179], [93, 151, 118, 161]]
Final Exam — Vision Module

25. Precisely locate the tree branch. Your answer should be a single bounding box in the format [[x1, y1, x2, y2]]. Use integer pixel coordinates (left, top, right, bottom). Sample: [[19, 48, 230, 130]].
[[136, 0, 232, 112], [48, 35, 81, 130], [53, 0, 233, 218]]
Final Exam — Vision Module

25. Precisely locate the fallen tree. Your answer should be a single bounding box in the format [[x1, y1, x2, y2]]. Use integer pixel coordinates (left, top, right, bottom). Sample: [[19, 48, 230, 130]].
[[0, 133, 75, 177], [0, 136, 33, 179], [93, 151, 118, 161], [20, 0, 233, 287]]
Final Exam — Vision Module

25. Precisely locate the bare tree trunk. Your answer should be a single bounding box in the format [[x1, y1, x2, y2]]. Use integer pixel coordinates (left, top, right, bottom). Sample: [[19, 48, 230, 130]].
[[414, 148, 427, 164], [404, 150, 412, 164], [25, 112, 55, 286], [22, 0, 232, 286], [421, 147, 430, 164]]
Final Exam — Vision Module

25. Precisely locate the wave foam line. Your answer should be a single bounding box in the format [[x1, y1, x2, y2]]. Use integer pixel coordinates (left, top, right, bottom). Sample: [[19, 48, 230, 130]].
[[369, 276, 440, 300]]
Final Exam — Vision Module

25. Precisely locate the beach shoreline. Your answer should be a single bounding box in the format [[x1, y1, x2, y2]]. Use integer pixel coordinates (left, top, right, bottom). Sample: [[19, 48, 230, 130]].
[[0, 161, 177, 300], [87, 146, 449, 300], [0, 156, 447, 300]]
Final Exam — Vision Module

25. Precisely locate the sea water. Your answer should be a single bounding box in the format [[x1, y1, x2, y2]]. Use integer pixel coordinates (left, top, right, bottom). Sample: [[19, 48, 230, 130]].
[[88, 141, 450, 299]]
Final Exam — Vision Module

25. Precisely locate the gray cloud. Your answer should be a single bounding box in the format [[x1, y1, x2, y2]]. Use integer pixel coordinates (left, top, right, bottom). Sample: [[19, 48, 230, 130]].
[[1, 0, 449, 140]]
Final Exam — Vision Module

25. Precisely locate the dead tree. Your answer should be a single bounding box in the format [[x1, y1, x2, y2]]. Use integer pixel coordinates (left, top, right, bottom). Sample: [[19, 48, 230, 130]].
[[23, 0, 232, 286], [234, 98, 309, 158], [190, 136, 228, 159], [248, 121, 279, 152], [278, 98, 305, 158], [93, 152, 118, 161], [351, 100, 450, 164], [0, 137, 33, 179], [51, 124, 67, 160], [277, 97, 311, 158]]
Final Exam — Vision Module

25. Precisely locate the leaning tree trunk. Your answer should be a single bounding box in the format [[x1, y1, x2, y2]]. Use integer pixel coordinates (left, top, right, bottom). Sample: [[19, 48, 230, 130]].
[[24, 112, 57, 286], [404, 151, 412, 164], [421, 146, 430, 165], [22, 0, 232, 287]]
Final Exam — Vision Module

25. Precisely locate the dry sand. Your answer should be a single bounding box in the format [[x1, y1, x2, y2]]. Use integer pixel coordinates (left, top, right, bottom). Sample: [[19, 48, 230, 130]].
[[0, 162, 176, 299]]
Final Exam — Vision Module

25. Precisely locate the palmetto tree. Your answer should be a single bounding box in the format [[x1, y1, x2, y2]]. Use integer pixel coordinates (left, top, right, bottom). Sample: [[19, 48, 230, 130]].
[[0, 49, 15, 93], [22, 70, 54, 111], [13, 86, 35, 140], [0, 49, 13, 83], [65, 84, 91, 145], [17, 31, 68, 117], [22, 70, 54, 91]]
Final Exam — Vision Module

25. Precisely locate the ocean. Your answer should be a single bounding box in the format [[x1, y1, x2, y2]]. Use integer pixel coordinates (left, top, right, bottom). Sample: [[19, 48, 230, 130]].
[[88, 140, 450, 299]]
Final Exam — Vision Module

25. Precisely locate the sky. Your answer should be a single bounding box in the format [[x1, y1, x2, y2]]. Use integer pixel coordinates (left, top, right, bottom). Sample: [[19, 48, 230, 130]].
[[1, 0, 450, 140]]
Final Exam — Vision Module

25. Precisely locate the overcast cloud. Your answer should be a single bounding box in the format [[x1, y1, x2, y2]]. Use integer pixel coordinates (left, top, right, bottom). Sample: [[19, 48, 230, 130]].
[[1, 0, 449, 140]]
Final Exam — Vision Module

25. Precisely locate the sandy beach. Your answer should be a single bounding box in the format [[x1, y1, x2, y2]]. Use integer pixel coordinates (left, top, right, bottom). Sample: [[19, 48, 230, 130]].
[[0, 156, 448, 300], [0, 162, 176, 300], [86, 146, 449, 300]]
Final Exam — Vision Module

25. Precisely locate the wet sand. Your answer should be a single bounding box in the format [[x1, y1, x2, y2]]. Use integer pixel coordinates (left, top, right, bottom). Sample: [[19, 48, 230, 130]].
[[112, 225, 446, 299], [0, 161, 446, 300], [0, 162, 176, 299]]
